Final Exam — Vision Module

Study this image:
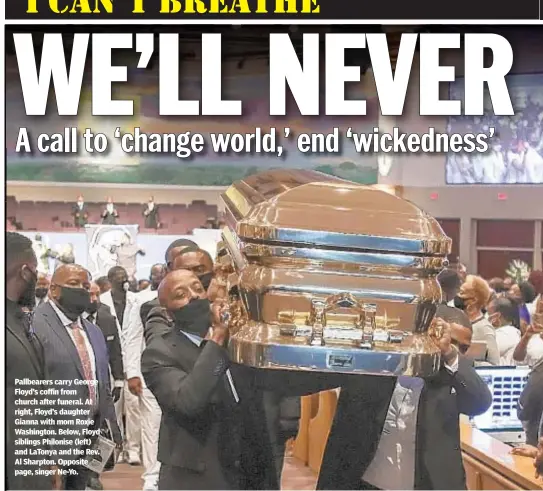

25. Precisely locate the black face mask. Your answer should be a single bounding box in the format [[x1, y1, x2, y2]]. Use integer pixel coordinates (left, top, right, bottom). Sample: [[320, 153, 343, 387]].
[[171, 298, 211, 338], [19, 267, 38, 309], [35, 288, 48, 299], [453, 295, 466, 311], [86, 301, 99, 315], [198, 272, 213, 291], [57, 286, 92, 321]]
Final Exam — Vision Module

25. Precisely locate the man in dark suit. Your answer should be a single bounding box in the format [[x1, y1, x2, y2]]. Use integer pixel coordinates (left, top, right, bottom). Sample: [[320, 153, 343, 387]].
[[72, 195, 89, 229], [6, 232, 56, 490], [517, 358, 543, 447], [87, 282, 124, 399], [33, 264, 118, 490], [101, 197, 119, 225], [143, 196, 160, 229], [317, 305, 492, 490]]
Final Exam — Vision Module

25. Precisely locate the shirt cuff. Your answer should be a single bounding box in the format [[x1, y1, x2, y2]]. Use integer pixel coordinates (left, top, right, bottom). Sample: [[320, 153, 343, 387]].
[[125, 370, 141, 380], [444, 354, 459, 374], [114, 380, 125, 388]]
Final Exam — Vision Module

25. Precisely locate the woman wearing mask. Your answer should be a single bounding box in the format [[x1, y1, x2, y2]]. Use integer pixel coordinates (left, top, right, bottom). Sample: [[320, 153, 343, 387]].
[[454, 274, 500, 365]]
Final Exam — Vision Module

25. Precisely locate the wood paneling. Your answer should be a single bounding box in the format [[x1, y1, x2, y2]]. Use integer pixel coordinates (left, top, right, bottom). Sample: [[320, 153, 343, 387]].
[[477, 250, 534, 279], [477, 220, 535, 249], [437, 218, 460, 261]]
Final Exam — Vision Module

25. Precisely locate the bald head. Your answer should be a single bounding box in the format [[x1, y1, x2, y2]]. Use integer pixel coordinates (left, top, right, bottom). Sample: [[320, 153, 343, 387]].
[[49, 264, 92, 317], [52, 264, 90, 285], [158, 269, 207, 311]]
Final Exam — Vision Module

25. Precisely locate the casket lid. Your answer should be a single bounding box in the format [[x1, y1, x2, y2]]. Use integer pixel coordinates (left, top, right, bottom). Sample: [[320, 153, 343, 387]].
[[222, 170, 451, 256]]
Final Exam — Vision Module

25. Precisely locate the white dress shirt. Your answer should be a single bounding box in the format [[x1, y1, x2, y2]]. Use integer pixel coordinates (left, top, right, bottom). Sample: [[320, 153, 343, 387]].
[[124, 287, 157, 380], [495, 324, 521, 366], [49, 300, 99, 401], [362, 357, 459, 489]]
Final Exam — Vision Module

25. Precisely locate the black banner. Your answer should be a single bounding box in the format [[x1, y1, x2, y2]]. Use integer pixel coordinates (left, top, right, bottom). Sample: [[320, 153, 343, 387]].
[[5, 0, 542, 20]]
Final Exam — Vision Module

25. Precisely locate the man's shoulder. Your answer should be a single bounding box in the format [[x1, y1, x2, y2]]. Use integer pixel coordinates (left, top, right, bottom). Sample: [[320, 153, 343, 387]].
[[143, 330, 177, 360]]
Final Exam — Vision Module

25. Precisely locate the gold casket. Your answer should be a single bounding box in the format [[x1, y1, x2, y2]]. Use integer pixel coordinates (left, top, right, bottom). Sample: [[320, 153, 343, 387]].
[[220, 170, 451, 377]]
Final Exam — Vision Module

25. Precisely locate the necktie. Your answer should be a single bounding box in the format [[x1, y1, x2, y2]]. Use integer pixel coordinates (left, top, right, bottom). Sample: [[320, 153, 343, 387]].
[[70, 322, 97, 406]]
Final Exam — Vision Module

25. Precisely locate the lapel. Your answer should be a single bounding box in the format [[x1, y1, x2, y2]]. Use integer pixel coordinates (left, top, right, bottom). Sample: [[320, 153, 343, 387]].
[[6, 312, 42, 377], [169, 330, 203, 371], [42, 303, 85, 379]]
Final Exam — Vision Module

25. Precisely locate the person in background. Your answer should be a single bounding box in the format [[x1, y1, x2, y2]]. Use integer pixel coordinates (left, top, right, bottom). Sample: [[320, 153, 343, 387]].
[[487, 296, 522, 365], [101, 197, 119, 225], [6, 232, 57, 490], [141, 239, 198, 344], [33, 264, 118, 490], [143, 196, 160, 230], [437, 268, 460, 305], [139, 279, 151, 291], [124, 263, 166, 491], [509, 281, 538, 329], [528, 271, 543, 316], [456, 262, 468, 282], [504, 276, 515, 291], [488, 277, 508, 295], [172, 246, 214, 293], [96, 276, 111, 295], [128, 278, 139, 293], [455, 274, 500, 365], [100, 266, 141, 466], [35, 273, 50, 308], [164, 239, 198, 271], [72, 195, 89, 229]]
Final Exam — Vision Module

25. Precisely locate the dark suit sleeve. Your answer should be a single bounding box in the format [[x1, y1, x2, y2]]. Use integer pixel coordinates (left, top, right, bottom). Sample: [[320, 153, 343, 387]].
[[142, 338, 230, 418], [518, 369, 543, 424], [101, 311, 124, 381], [144, 305, 173, 344], [447, 355, 492, 416]]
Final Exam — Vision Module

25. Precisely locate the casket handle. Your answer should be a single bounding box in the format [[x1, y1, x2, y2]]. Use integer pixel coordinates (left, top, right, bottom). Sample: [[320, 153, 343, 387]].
[[308, 293, 367, 346]]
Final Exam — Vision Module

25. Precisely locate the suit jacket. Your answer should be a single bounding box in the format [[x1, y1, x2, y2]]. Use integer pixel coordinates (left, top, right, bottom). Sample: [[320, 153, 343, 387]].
[[317, 356, 492, 490], [518, 360, 543, 446], [33, 302, 117, 455], [143, 204, 159, 229], [93, 304, 124, 383], [101, 209, 118, 225], [71, 203, 89, 228], [6, 300, 52, 490], [142, 329, 341, 489]]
